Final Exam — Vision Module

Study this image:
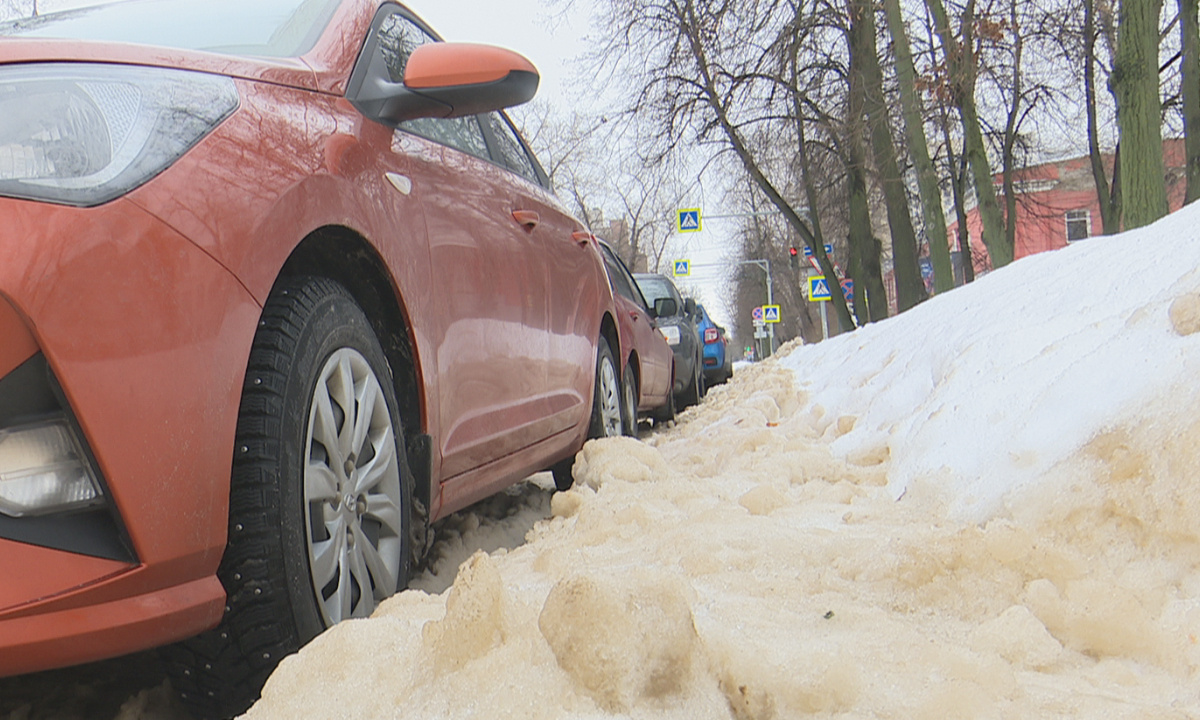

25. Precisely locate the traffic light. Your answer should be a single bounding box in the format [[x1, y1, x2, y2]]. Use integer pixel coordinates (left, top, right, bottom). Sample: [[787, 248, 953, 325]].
[[789, 246, 799, 270]]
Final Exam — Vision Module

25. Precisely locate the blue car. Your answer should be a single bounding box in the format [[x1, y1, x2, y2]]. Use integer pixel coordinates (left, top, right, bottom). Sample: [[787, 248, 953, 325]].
[[696, 303, 733, 386]]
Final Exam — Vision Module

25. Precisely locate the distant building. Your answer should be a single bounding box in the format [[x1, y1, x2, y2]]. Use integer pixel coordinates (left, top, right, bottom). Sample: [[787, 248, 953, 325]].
[[943, 138, 1189, 279]]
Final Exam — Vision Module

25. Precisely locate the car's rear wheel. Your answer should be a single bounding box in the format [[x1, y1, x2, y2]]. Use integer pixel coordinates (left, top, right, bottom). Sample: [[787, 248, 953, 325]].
[[651, 367, 677, 425], [167, 276, 412, 720], [620, 361, 638, 437], [552, 336, 622, 491]]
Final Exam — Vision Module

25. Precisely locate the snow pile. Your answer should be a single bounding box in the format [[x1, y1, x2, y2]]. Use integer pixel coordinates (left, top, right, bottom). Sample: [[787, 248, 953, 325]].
[[242, 205, 1200, 719]]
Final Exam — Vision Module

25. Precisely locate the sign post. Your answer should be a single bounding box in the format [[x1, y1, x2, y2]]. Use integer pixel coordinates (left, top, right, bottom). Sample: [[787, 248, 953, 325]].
[[806, 275, 832, 341]]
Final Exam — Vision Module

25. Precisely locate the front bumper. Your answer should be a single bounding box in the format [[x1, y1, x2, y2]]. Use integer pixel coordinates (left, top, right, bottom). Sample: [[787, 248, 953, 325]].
[[0, 194, 259, 674]]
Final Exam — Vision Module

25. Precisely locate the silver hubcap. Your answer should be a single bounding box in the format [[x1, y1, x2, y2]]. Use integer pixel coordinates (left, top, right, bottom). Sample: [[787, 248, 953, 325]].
[[303, 348, 402, 626], [599, 355, 623, 437]]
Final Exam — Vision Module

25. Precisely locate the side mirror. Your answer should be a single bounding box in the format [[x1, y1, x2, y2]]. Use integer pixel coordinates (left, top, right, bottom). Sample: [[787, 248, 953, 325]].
[[350, 42, 539, 125], [654, 297, 678, 318], [683, 298, 697, 317]]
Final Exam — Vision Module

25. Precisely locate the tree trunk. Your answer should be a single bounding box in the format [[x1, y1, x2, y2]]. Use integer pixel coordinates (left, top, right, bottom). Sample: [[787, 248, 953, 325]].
[[846, 51, 889, 323], [927, 0, 1013, 268], [1000, 0, 1023, 254], [1114, 0, 1168, 229], [883, 0, 955, 294], [1181, 0, 1200, 205], [851, 0, 928, 312], [1086, 0, 1123, 233]]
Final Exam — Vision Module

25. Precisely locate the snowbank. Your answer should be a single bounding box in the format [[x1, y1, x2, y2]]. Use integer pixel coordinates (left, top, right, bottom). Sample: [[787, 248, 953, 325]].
[[242, 205, 1200, 719]]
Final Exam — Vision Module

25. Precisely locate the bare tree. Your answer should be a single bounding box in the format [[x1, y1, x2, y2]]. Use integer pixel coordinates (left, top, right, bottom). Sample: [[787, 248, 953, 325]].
[[576, 0, 858, 331], [883, 0, 956, 294], [926, 0, 1013, 268], [850, 0, 928, 312]]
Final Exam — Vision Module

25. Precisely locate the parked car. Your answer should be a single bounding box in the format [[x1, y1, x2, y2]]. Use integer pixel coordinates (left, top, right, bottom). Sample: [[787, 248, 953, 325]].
[[633, 273, 705, 409], [595, 243, 676, 435], [0, 1, 623, 717], [696, 303, 733, 386]]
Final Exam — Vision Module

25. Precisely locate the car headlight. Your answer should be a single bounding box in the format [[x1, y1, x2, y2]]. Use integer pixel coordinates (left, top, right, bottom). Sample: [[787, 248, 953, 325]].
[[0, 63, 239, 206], [658, 325, 681, 346]]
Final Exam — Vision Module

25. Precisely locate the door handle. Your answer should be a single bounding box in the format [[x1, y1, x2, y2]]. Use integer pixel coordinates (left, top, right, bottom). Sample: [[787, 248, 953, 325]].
[[629, 310, 640, 321], [571, 230, 594, 246], [512, 210, 540, 229]]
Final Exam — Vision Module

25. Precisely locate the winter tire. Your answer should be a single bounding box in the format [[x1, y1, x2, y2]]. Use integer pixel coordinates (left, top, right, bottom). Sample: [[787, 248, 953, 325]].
[[678, 354, 703, 409], [167, 277, 412, 720], [620, 361, 638, 438]]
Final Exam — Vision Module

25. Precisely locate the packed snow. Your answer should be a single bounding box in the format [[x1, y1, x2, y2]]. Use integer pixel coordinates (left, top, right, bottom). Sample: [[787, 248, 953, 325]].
[[233, 203, 1200, 719]]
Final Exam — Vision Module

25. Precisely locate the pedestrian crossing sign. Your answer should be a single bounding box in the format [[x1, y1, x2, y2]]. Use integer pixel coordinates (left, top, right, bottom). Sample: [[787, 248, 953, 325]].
[[673, 259, 691, 277], [677, 208, 702, 233], [808, 276, 832, 302], [762, 305, 781, 323]]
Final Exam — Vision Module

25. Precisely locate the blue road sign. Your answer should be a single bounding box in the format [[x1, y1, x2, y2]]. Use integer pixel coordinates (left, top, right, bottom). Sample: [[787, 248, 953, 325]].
[[808, 276, 832, 302], [673, 259, 691, 277], [803, 244, 834, 258], [762, 305, 781, 323], [677, 209, 702, 233], [752, 306, 764, 321]]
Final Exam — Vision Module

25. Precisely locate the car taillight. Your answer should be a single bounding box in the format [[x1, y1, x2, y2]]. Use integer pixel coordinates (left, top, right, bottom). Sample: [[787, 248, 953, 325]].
[[704, 328, 719, 344]]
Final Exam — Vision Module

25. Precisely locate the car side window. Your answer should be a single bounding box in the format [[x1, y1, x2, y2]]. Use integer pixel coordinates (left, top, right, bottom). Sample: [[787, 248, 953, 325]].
[[372, 12, 492, 161], [482, 112, 540, 185], [375, 12, 431, 83], [599, 246, 636, 302], [402, 116, 492, 161], [601, 246, 652, 310]]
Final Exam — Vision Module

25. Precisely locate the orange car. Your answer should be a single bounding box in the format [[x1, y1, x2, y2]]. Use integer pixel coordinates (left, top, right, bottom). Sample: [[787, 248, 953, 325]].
[[0, 0, 626, 716]]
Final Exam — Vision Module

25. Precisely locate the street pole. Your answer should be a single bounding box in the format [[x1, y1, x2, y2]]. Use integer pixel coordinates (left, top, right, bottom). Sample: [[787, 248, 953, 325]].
[[820, 298, 829, 341]]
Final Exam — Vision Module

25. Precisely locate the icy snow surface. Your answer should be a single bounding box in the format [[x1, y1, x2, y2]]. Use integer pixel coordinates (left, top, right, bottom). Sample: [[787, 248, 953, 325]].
[[243, 205, 1200, 719]]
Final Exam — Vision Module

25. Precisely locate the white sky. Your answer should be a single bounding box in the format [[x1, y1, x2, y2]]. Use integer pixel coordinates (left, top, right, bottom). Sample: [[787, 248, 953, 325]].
[[237, 198, 1200, 717]]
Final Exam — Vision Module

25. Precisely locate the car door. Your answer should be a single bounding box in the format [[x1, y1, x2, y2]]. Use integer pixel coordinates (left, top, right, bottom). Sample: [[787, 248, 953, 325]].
[[363, 9, 554, 479], [477, 111, 598, 438]]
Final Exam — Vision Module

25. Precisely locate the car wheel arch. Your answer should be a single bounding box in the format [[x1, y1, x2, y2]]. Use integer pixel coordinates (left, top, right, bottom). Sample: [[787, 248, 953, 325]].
[[275, 225, 430, 543], [599, 312, 620, 382], [625, 349, 641, 395]]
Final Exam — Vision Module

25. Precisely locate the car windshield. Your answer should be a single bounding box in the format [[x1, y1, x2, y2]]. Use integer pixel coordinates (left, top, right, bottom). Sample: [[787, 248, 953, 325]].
[[634, 275, 681, 308], [0, 0, 343, 58]]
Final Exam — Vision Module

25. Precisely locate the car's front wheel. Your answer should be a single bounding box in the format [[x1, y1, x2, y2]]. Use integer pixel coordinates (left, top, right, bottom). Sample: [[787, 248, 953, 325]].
[[168, 276, 412, 720]]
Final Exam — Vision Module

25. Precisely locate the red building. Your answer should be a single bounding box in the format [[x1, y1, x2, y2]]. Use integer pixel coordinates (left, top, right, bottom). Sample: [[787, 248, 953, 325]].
[[944, 138, 1190, 279]]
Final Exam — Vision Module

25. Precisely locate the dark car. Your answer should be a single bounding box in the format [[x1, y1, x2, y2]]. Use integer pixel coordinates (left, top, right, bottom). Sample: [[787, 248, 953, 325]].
[[0, 1, 623, 717], [634, 273, 705, 409], [696, 303, 733, 386]]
